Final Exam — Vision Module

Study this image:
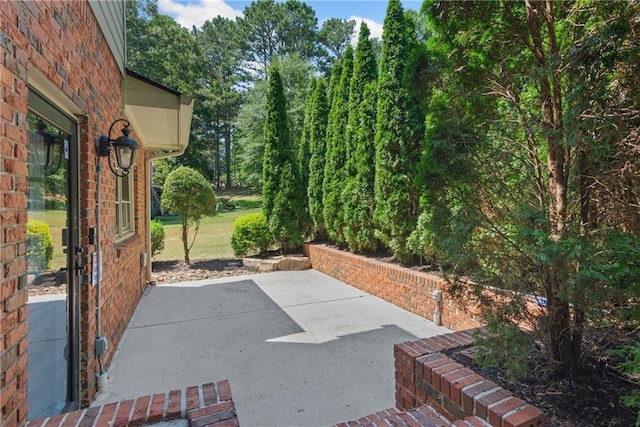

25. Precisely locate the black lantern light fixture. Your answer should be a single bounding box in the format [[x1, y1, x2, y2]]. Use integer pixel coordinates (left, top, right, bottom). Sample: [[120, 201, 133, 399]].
[[34, 120, 63, 174], [96, 119, 139, 177]]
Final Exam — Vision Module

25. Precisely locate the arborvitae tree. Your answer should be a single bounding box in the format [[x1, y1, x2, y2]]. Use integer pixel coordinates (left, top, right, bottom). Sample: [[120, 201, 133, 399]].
[[373, 0, 421, 262], [344, 23, 377, 176], [262, 66, 305, 252], [326, 59, 342, 114], [342, 23, 379, 252], [307, 78, 329, 238], [297, 78, 315, 237], [299, 78, 316, 192], [343, 82, 379, 253], [323, 45, 353, 246]]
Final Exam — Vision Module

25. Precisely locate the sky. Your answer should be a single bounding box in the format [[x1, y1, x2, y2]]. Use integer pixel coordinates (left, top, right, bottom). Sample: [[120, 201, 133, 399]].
[[157, 0, 423, 40]]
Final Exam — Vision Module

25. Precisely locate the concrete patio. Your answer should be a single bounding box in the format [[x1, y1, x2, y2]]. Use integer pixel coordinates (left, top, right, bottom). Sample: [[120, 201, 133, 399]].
[[91, 269, 450, 426]]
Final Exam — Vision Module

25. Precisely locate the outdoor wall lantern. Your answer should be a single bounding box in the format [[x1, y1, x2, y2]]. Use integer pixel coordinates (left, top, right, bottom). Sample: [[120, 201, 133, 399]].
[[96, 118, 139, 176], [34, 119, 63, 174]]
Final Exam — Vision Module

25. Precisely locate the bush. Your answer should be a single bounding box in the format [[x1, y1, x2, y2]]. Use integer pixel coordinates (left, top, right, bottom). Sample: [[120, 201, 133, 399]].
[[27, 219, 53, 273], [610, 342, 640, 426], [231, 213, 272, 257], [150, 219, 165, 257]]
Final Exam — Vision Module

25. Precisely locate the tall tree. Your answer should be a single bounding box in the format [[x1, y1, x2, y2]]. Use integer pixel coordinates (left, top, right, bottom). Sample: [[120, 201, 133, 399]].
[[323, 45, 353, 246], [126, 0, 211, 179], [236, 54, 312, 188], [262, 66, 305, 252], [317, 18, 356, 75], [342, 23, 379, 253], [373, 0, 422, 262], [238, 0, 318, 79], [195, 16, 244, 188], [306, 78, 329, 238], [420, 0, 640, 371]]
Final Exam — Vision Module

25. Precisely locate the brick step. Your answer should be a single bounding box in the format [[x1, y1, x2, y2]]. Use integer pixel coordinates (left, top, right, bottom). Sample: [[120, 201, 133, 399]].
[[334, 405, 490, 427]]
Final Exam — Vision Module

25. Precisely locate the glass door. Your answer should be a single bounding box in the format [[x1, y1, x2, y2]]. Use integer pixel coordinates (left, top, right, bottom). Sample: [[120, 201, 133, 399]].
[[26, 91, 80, 419]]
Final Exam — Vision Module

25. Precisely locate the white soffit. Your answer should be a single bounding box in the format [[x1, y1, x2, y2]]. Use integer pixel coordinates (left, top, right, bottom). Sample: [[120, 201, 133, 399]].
[[124, 70, 194, 152]]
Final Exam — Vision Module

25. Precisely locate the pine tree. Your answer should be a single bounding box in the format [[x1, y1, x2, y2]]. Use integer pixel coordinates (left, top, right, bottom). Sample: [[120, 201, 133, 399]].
[[373, 0, 421, 262], [262, 66, 304, 252], [323, 45, 353, 246], [307, 78, 329, 238]]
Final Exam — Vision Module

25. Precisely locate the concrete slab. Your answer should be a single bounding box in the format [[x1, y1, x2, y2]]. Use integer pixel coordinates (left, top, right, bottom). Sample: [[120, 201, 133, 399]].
[[27, 294, 67, 420], [92, 270, 450, 426]]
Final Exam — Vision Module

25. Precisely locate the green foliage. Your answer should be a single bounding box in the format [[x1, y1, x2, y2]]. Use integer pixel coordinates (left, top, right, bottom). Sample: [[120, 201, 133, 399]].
[[238, 0, 317, 78], [236, 55, 312, 189], [342, 24, 379, 253], [306, 78, 329, 238], [610, 342, 640, 426], [231, 213, 272, 257], [161, 166, 217, 263], [373, 0, 422, 263], [323, 46, 353, 246], [150, 219, 165, 257], [27, 219, 53, 273], [474, 313, 530, 380], [317, 18, 356, 75], [262, 66, 306, 252]]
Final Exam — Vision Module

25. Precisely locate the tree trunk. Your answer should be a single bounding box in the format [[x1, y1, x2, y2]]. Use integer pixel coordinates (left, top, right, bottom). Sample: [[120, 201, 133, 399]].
[[525, 0, 580, 370], [182, 214, 190, 264], [225, 122, 232, 189]]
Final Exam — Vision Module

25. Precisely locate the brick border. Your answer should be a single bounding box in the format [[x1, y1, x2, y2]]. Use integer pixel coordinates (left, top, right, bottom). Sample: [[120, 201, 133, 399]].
[[394, 332, 546, 427], [25, 380, 238, 427], [303, 243, 483, 331]]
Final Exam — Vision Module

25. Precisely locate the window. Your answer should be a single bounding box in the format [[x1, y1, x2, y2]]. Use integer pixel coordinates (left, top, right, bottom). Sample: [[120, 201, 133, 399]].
[[115, 172, 134, 239]]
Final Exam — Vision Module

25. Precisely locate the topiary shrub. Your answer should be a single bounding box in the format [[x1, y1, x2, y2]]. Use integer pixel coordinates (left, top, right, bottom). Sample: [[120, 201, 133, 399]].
[[161, 166, 217, 264], [27, 219, 53, 273], [231, 213, 272, 257], [150, 219, 165, 257]]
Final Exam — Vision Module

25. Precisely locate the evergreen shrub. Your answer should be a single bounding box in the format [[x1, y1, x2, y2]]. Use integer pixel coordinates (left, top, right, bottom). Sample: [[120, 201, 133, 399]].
[[231, 213, 272, 257], [150, 219, 165, 257]]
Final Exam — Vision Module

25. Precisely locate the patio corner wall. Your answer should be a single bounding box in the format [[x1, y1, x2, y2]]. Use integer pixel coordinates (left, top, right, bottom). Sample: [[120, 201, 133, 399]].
[[303, 243, 482, 331]]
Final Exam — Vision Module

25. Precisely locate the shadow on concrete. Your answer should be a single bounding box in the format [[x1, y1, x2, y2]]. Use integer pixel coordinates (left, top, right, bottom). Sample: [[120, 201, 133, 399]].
[[93, 273, 450, 426]]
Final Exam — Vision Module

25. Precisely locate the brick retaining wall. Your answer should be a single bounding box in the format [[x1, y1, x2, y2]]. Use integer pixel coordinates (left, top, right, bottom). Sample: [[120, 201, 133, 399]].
[[303, 244, 482, 331]]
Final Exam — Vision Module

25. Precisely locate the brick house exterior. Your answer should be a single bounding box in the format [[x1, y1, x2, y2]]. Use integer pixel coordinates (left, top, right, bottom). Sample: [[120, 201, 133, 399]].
[[1, 1, 192, 425]]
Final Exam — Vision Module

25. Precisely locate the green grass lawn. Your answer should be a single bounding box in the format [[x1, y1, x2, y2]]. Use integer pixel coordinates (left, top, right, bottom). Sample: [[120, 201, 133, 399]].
[[154, 190, 261, 262], [28, 189, 261, 269]]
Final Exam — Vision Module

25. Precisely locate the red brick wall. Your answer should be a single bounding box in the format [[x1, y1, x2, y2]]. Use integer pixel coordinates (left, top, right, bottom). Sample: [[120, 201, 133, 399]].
[[1, 1, 149, 423], [394, 333, 547, 427], [303, 244, 483, 331]]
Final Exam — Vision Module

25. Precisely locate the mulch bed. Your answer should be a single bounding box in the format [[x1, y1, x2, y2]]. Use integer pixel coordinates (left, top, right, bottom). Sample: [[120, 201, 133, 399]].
[[449, 326, 639, 427]]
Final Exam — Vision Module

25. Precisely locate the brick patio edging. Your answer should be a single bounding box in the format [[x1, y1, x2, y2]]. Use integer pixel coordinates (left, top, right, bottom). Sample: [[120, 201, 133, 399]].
[[395, 331, 546, 427], [25, 380, 238, 427]]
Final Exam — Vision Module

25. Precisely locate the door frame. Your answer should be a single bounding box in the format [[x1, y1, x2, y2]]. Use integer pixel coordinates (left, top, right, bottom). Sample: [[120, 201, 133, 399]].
[[27, 89, 81, 412]]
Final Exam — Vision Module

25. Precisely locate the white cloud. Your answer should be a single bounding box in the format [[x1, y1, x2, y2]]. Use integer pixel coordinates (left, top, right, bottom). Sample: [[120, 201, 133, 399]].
[[157, 0, 243, 29], [349, 16, 384, 45]]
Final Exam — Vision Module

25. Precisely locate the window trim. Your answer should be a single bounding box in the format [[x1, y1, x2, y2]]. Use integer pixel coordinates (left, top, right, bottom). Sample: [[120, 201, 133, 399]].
[[115, 171, 135, 240]]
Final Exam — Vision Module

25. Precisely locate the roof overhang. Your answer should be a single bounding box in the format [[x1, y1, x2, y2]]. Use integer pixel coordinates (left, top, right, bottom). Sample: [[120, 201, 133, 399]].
[[124, 69, 194, 153]]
